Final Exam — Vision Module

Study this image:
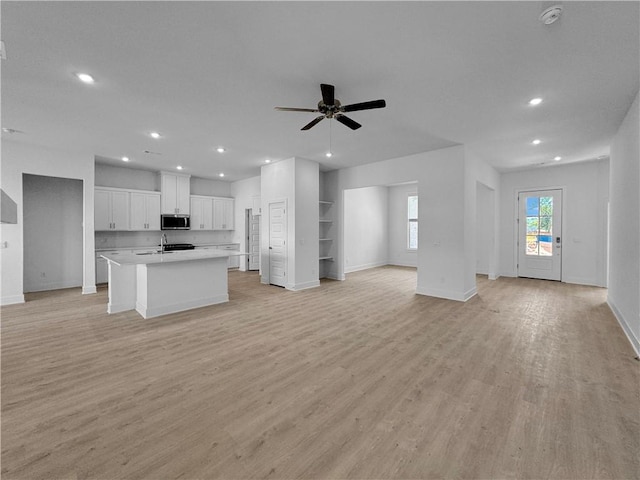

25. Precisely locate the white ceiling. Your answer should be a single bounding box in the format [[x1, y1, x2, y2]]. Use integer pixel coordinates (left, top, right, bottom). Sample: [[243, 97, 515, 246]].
[[2, 1, 638, 182]]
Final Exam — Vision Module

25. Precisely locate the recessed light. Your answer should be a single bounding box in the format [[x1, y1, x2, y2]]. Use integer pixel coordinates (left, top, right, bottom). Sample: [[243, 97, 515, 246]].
[[532, 139, 541, 145], [529, 97, 543, 106], [554, 156, 562, 161], [150, 131, 162, 139], [326, 152, 333, 158], [76, 72, 95, 84], [122, 156, 129, 162], [264, 159, 271, 164], [216, 147, 226, 153], [219, 173, 225, 178], [176, 165, 183, 170]]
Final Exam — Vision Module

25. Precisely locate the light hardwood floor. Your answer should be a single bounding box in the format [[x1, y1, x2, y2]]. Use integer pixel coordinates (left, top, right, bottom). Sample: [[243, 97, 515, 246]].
[[2, 267, 638, 479]]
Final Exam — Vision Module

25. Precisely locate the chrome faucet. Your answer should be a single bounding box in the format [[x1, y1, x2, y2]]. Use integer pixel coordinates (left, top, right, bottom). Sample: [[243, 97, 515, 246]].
[[160, 233, 168, 252]]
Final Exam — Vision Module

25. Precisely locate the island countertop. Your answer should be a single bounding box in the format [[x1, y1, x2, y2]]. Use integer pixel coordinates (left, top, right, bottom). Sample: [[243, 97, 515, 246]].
[[100, 249, 233, 267]]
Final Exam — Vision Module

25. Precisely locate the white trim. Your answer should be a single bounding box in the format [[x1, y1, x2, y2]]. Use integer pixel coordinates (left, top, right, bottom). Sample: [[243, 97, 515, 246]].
[[415, 285, 477, 302], [288, 280, 321, 291], [136, 293, 229, 319], [1, 294, 25, 305], [24, 281, 83, 292], [83, 285, 97, 294], [562, 276, 604, 288], [345, 261, 388, 274], [607, 296, 640, 357]]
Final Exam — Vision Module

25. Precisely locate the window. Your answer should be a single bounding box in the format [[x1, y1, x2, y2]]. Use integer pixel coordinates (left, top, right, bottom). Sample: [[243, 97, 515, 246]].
[[408, 194, 418, 250]]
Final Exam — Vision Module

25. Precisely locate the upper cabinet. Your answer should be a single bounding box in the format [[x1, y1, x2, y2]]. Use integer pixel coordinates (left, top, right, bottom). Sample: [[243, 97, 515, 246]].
[[213, 197, 234, 230], [95, 187, 130, 231], [190, 195, 214, 230], [160, 172, 190, 214], [130, 191, 161, 231]]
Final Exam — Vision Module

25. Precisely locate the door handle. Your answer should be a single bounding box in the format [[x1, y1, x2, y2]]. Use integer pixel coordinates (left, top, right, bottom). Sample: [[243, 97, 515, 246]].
[[269, 246, 273, 250]]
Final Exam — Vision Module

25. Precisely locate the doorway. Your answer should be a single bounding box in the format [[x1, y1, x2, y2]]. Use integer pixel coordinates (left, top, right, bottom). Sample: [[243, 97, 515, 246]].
[[23, 174, 83, 292], [246, 208, 260, 271], [268, 201, 287, 287], [518, 189, 563, 281]]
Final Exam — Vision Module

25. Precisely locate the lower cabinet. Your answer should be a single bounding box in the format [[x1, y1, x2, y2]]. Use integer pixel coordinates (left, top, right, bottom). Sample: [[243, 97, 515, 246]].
[[195, 244, 240, 268]]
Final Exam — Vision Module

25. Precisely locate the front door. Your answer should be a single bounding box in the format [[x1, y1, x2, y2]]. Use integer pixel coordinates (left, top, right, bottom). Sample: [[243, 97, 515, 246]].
[[248, 209, 260, 271], [269, 202, 287, 287], [518, 189, 562, 280]]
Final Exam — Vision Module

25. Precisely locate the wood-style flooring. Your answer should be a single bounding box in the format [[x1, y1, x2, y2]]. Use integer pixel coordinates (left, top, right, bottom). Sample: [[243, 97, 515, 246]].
[[2, 267, 638, 479]]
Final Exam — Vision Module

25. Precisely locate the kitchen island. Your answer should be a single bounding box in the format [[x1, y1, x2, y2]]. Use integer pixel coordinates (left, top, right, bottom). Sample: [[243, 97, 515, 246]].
[[100, 249, 232, 319]]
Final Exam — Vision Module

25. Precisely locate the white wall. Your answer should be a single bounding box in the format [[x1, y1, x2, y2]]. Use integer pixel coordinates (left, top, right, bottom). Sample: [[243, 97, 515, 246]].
[[0, 142, 96, 305], [294, 159, 320, 289], [499, 159, 610, 287], [230, 175, 260, 271], [95, 163, 158, 191], [608, 91, 639, 355], [23, 175, 84, 292], [476, 182, 494, 276], [260, 157, 319, 290], [388, 184, 418, 268], [325, 145, 473, 301], [465, 150, 501, 288], [344, 186, 389, 273]]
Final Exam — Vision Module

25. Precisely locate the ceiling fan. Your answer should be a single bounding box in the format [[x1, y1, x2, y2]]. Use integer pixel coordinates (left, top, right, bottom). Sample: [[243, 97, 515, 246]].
[[275, 84, 386, 131]]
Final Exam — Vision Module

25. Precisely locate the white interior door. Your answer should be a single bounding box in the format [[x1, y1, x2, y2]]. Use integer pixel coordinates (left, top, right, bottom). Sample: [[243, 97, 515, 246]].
[[249, 209, 260, 271], [518, 189, 562, 280], [269, 202, 287, 287]]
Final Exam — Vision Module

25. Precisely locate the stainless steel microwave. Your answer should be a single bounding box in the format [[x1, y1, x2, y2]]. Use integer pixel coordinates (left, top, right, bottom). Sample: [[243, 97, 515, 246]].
[[161, 214, 190, 230]]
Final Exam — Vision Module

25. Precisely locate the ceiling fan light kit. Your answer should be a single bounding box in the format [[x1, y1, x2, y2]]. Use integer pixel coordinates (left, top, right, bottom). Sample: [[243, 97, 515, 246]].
[[539, 4, 563, 25], [275, 83, 386, 131]]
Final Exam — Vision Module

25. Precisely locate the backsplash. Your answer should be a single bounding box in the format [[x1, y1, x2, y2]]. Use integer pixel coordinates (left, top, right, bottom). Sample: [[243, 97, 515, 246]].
[[96, 230, 235, 249]]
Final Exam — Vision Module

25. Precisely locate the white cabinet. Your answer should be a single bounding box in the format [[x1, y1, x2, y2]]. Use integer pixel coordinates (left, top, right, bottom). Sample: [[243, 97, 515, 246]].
[[160, 172, 190, 214], [96, 250, 121, 283], [218, 244, 240, 268], [130, 192, 161, 231], [190, 196, 214, 230], [213, 197, 234, 230], [95, 188, 130, 231]]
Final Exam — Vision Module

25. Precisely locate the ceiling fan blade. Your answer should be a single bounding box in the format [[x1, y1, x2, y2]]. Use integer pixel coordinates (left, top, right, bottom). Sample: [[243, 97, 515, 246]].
[[341, 99, 386, 112], [321, 84, 335, 106], [301, 115, 325, 131], [275, 107, 319, 112], [335, 114, 362, 130]]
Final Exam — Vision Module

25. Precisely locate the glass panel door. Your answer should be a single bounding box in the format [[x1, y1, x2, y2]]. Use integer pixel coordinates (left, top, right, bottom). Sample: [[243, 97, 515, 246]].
[[518, 189, 562, 280]]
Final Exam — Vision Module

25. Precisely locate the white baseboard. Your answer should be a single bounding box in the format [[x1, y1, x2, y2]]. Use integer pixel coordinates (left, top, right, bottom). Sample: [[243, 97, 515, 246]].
[[607, 296, 640, 357], [562, 276, 604, 288], [24, 281, 82, 293], [108, 301, 135, 314], [345, 261, 387, 274], [82, 285, 97, 294], [488, 273, 499, 280], [1, 294, 25, 306], [288, 280, 321, 291], [415, 285, 477, 302], [136, 293, 229, 319]]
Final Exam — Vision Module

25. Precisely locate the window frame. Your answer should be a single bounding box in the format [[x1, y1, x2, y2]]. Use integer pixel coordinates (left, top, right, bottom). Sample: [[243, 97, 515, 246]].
[[407, 193, 418, 251]]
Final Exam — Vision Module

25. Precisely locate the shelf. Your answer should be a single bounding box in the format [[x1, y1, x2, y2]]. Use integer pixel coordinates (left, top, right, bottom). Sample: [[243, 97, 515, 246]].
[[319, 256, 334, 261], [319, 238, 332, 241], [319, 200, 334, 205], [319, 219, 332, 223]]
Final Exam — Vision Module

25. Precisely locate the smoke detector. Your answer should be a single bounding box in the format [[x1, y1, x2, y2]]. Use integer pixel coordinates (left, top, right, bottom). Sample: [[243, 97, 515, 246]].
[[539, 4, 564, 25]]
